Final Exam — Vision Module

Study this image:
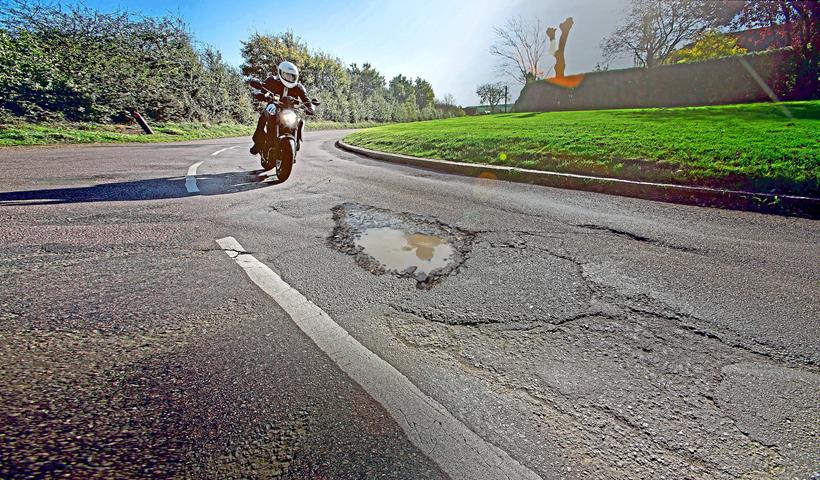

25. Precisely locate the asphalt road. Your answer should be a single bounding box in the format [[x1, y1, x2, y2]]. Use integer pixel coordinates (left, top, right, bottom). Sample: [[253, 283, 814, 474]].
[[1, 130, 818, 480]]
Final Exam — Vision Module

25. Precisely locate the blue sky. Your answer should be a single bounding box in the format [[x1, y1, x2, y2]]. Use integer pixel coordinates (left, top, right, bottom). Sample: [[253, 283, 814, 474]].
[[71, 0, 630, 105]]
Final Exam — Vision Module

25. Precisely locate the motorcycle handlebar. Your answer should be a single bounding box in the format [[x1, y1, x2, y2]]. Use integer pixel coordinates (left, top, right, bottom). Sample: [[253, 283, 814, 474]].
[[251, 83, 315, 114]]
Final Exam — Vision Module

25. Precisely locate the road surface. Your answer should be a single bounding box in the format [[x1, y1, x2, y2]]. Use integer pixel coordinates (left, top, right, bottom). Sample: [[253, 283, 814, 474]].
[[1, 131, 818, 479]]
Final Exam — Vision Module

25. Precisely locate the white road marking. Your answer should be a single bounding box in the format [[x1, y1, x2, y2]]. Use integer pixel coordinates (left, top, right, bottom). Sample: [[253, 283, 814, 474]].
[[185, 147, 238, 193], [185, 161, 204, 193], [216, 236, 544, 480], [211, 146, 238, 156]]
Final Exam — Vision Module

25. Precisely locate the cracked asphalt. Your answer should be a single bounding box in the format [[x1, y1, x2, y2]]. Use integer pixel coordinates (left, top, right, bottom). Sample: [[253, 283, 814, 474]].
[[1, 130, 818, 479]]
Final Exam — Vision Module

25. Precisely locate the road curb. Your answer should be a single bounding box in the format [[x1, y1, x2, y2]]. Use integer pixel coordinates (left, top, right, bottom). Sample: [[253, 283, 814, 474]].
[[336, 140, 819, 218]]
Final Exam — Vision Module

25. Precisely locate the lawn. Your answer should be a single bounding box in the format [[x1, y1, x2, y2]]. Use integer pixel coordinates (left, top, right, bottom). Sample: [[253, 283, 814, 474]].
[[0, 120, 386, 147], [345, 101, 820, 196]]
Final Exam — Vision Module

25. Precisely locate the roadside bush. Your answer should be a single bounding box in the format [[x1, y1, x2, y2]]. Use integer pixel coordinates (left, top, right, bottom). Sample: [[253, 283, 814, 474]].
[[0, 2, 253, 124]]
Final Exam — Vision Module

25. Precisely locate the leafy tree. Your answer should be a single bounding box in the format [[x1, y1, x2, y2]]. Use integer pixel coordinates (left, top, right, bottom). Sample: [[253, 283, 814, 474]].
[[389, 99, 405, 122], [403, 93, 420, 121], [302, 52, 349, 94], [667, 30, 748, 63], [601, 0, 731, 68], [240, 31, 311, 80], [370, 93, 392, 121], [388, 74, 414, 103], [413, 77, 435, 110], [423, 104, 440, 120], [349, 63, 386, 98], [476, 83, 506, 112], [193, 47, 254, 123]]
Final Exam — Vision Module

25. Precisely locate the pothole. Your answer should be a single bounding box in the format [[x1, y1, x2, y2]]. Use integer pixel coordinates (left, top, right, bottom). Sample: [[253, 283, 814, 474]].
[[356, 228, 455, 273], [329, 203, 474, 288]]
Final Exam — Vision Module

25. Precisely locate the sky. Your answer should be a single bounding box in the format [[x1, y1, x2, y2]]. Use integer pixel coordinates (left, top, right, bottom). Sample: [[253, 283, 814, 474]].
[[68, 0, 632, 105]]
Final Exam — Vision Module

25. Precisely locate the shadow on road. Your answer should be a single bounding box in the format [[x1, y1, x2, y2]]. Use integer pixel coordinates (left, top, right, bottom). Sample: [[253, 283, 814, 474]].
[[0, 170, 279, 206]]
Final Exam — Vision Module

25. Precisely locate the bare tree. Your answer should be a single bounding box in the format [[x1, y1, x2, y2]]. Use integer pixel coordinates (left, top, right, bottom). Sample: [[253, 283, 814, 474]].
[[490, 16, 547, 84], [601, 0, 734, 68], [476, 83, 506, 112]]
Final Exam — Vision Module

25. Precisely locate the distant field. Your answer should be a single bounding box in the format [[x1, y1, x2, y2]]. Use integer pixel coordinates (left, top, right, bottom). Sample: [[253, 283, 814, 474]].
[[0, 120, 386, 147], [345, 101, 820, 196]]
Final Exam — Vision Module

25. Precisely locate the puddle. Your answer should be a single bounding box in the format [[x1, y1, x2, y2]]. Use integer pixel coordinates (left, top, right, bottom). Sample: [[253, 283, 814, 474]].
[[355, 228, 455, 275], [329, 203, 474, 288]]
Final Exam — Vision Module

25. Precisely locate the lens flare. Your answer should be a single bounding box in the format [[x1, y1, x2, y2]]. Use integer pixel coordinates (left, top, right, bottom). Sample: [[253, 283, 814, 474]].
[[546, 74, 586, 89]]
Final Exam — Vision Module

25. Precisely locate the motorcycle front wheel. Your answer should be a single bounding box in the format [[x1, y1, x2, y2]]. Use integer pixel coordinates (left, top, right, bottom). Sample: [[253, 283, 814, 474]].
[[276, 139, 295, 183]]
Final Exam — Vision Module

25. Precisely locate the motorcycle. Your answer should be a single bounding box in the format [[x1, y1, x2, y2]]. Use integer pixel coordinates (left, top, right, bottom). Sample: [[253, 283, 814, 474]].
[[252, 85, 320, 182]]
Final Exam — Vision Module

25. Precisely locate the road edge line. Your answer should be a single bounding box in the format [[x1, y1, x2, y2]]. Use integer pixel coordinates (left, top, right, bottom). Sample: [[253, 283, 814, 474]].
[[335, 140, 819, 218], [215, 236, 544, 480]]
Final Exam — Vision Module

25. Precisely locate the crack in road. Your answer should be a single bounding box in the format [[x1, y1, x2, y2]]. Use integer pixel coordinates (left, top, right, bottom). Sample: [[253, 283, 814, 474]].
[[474, 228, 817, 370], [382, 223, 818, 478], [575, 224, 700, 252]]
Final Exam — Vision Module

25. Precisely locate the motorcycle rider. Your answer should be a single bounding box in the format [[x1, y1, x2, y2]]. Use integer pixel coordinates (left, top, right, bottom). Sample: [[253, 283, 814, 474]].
[[248, 61, 314, 155]]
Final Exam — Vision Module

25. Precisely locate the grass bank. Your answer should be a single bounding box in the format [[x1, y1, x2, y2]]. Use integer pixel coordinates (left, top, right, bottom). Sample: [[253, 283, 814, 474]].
[[0, 121, 254, 146], [306, 120, 390, 131], [345, 101, 819, 196], [0, 119, 389, 147]]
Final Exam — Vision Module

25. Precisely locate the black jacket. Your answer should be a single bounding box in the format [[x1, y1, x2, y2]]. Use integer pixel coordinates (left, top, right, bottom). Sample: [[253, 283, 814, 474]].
[[254, 75, 311, 105]]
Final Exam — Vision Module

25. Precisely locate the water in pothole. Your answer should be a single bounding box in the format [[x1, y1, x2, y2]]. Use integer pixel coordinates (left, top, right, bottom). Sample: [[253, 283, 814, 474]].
[[354, 227, 455, 275], [329, 203, 474, 287]]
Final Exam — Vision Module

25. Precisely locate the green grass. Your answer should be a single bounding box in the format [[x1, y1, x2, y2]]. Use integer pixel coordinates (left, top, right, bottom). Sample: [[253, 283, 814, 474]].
[[0, 121, 254, 146], [306, 120, 392, 131], [345, 101, 820, 196], [0, 119, 386, 147]]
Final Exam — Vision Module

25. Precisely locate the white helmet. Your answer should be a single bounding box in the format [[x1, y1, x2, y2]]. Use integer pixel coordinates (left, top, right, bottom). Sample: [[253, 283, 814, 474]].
[[277, 61, 299, 89]]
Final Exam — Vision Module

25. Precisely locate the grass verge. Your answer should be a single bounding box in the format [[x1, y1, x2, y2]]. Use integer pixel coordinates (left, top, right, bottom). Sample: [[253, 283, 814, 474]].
[[306, 120, 391, 131], [344, 101, 819, 196], [0, 119, 388, 147], [0, 121, 254, 146]]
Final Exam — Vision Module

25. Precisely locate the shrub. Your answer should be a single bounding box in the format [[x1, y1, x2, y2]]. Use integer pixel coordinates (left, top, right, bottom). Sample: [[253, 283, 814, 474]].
[[0, 2, 254, 124]]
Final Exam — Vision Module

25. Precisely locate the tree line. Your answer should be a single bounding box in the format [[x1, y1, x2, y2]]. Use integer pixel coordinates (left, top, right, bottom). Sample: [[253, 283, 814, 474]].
[[239, 32, 464, 123], [0, 2, 464, 125]]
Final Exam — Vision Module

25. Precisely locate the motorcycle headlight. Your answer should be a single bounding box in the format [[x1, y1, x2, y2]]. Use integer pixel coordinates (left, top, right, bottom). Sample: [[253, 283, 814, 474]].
[[281, 111, 298, 124]]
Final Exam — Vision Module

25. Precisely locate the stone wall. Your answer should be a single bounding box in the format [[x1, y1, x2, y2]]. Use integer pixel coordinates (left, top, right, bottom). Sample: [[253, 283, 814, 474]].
[[514, 50, 790, 112]]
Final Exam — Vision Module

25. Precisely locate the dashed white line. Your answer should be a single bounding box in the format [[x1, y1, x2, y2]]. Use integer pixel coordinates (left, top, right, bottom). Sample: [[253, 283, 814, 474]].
[[215, 236, 544, 480], [185, 161, 204, 193]]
